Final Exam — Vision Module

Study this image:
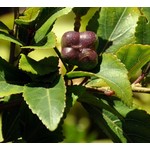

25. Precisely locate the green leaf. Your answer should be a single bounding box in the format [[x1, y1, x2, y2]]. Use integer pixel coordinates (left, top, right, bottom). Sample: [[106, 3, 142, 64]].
[[66, 53, 132, 106], [0, 31, 23, 46], [96, 53, 132, 106], [23, 75, 66, 131], [0, 57, 29, 96], [21, 32, 57, 49], [135, 7, 150, 44], [0, 21, 10, 31], [82, 103, 123, 142], [0, 82, 23, 97], [34, 7, 72, 43], [97, 7, 140, 53], [66, 71, 95, 79], [116, 44, 150, 78], [20, 101, 64, 143], [15, 7, 41, 26], [80, 91, 150, 142], [19, 54, 59, 75]]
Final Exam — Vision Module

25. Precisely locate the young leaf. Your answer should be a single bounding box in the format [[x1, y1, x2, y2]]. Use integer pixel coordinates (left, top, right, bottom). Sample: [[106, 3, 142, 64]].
[[34, 7, 72, 43], [15, 7, 41, 26], [19, 54, 59, 75], [97, 7, 140, 53], [0, 31, 23, 46], [96, 53, 132, 106], [116, 44, 150, 78], [23, 75, 66, 131], [21, 32, 57, 49], [135, 7, 150, 44]]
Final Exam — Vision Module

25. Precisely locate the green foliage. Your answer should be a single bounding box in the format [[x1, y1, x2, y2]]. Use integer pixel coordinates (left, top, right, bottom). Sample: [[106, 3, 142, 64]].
[[23, 75, 66, 131], [0, 7, 150, 143], [0, 31, 23, 46], [116, 44, 150, 78], [96, 7, 140, 53], [15, 8, 41, 26], [135, 7, 150, 44]]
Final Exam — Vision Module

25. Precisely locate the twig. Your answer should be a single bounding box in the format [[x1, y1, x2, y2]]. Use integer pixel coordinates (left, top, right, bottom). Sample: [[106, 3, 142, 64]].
[[54, 47, 69, 72], [9, 7, 19, 64], [133, 62, 150, 84], [85, 85, 115, 96], [132, 84, 150, 93]]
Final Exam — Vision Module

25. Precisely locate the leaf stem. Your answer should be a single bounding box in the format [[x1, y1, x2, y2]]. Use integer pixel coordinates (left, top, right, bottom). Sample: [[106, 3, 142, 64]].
[[9, 7, 19, 64]]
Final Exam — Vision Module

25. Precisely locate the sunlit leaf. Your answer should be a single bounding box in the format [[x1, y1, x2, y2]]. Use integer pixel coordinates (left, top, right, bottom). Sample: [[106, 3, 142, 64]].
[[15, 7, 41, 25], [96, 53, 132, 106], [66, 71, 95, 79], [116, 44, 150, 78], [34, 7, 72, 43], [97, 7, 140, 53], [19, 54, 59, 75], [0, 31, 23, 46], [23, 75, 66, 131]]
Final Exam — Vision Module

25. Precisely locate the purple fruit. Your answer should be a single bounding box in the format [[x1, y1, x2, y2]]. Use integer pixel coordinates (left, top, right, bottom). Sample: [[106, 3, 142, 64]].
[[61, 31, 80, 48], [78, 48, 98, 70], [61, 47, 79, 65], [80, 31, 98, 49], [61, 31, 99, 70]]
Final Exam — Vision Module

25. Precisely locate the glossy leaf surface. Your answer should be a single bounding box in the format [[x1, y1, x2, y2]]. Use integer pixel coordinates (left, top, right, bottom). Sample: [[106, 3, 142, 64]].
[[23, 75, 66, 131], [97, 7, 140, 53], [116, 44, 150, 78]]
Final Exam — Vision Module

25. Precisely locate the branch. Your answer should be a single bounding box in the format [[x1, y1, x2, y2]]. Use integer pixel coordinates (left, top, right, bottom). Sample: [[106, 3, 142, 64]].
[[9, 7, 19, 64], [85, 85, 115, 96]]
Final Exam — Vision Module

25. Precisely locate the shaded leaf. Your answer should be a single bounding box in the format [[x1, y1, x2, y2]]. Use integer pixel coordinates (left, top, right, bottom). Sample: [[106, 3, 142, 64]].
[[80, 90, 150, 143], [135, 7, 150, 44], [23, 75, 66, 131], [20, 101, 64, 143], [2, 95, 22, 142], [15, 7, 41, 26], [0, 21, 10, 31], [34, 7, 72, 43], [82, 103, 123, 142], [116, 44, 150, 78], [0, 57, 29, 96], [0, 31, 23, 46], [19, 54, 59, 75], [97, 7, 140, 53], [21, 32, 57, 49]]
